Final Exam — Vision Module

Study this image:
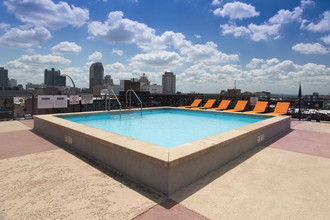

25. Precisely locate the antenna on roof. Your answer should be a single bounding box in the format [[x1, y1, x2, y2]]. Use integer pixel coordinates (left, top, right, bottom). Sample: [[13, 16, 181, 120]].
[[234, 80, 237, 89]]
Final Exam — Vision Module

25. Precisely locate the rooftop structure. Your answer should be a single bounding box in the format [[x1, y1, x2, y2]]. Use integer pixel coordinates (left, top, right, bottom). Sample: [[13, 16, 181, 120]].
[[44, 68, 63, 87], [89, 62, 104, 91], [0, 67, 8, 89], [162, 71, 176, 94], [0, 119, 329, 218]]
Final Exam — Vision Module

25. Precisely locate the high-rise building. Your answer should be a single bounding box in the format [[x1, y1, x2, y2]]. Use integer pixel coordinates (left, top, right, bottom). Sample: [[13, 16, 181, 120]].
[[55, 75, 66, 87], [89, 62, 104, 90], [44, 68, 62, 87], [104, 75, 114, 85], [9, 78, 17, 88], [0, 67, 9, 89], [162, 71, 176, 94]]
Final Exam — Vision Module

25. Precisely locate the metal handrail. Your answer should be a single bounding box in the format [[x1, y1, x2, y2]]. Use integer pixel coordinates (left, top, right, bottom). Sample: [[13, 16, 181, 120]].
[[126, 89, 143, 116], [109, 89, 121, 118]]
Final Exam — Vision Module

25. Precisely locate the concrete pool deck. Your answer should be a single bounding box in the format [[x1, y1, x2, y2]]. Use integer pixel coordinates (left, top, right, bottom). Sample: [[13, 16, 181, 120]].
[[1, 119, 330, 219]]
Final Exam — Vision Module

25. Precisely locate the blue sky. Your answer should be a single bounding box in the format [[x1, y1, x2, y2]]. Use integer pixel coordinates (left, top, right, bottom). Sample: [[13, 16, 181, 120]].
[[0, 0, 329, 95]]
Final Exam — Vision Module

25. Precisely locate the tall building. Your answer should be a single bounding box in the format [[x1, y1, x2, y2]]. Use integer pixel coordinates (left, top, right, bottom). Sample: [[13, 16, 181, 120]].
[[44, 68, 62, 87], [9, 78, 17, 88], [104, 75, 114, 85], [162, 71, 176, 94], [89, 62, 104, 90], [0, 67, 9, 89], [55, 75, 66, 87]]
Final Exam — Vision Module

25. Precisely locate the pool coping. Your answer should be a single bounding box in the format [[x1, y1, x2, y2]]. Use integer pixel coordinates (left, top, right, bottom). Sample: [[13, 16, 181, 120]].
[[33, 107, 291, 195]]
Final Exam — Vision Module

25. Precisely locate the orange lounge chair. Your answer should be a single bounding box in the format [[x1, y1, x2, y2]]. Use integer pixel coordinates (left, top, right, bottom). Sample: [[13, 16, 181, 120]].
[[223, 100, 248, 112], [207, 100, 231, 111], [245, 101, 268, 113], [192, 99, 216, 109], [178, 99, 202, 108], [266, 102, 290, 115]]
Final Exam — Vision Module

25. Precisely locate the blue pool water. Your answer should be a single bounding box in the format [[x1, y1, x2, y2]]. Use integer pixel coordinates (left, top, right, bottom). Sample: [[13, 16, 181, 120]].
[[60, 109, 268, 148]]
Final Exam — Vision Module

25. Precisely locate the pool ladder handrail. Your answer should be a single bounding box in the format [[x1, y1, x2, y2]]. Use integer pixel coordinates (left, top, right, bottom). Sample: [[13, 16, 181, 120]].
[[109, 89, 121, 118], [126, 89, 143, 116]]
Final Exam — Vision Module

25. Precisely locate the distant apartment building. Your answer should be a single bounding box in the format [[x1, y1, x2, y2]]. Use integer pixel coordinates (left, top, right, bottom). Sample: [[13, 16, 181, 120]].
[[0, 67, 9, 89], [9, 79, 17, 88], [104, 75, 114, 86], [162, 71, 176, 94], [120, 79, 140, 92], [26, 83, 44, 90], [44, 68, 65, 87], [89, 62, 104, 91], [149, 84, 162, 94]]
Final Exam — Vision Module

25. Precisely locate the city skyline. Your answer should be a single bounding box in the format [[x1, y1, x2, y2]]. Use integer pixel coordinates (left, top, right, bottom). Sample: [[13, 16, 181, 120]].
[[0, 0, 330, 95]]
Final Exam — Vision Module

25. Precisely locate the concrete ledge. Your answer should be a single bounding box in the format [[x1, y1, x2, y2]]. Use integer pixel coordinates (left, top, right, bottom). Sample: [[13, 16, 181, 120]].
[[33, 107, 290, 195]]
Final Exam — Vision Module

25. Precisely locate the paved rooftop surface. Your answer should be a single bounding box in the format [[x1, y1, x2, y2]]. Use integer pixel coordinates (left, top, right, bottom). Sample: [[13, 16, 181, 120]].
[[0, 118, 330, 219]]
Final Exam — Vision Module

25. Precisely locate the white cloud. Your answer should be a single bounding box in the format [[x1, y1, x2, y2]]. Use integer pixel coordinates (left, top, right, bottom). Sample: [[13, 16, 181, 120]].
[[269, 7, 303, 24], [112, 49, 124, 56], [292, 43, 328, 54], [248, 23, 281, 41], [211, 0, 221, 6], [0, 26, 51, 48], [105, 62, 126, 72], [88, 51, 103, 60], [220, 24, 251, 37], [301, 0, 315, 9], [3, 0, 89, 29], [195, 35, 201, 39], [301, 11, 330, 32], [221, 23, 281, 41], [321, 34, 330, 44], [7, 54, 71, 66], [182, 41, 239, 63], [131, 51, 184, 69], [51, 41, 82, 55], [246, 58, 264, 68], [213, 1, 259, 20], [88, 11, 155, 44], [0, 22, 10, 30]]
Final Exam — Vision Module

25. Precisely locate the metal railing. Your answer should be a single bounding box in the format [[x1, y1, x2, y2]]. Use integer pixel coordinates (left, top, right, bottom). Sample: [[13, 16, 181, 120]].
[[126, 89, 143, 116], [109, 89, 121, 118]]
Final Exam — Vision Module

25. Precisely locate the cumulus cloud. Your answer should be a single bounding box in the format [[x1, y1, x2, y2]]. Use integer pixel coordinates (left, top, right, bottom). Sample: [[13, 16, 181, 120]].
[[51, 41, 82, 55], [301, 11, 330, 32], [213, 1, 259, 20], [269, 7, 303, 24], [88, 51, 103, 60], [89, 12, 239, 67], [248, 23, 281, 41], [211, 0, 221, 6], [301, 0, 315, 9], [321, 34, 330, 44], [7, 54, 71, 66], [3, 0, 89, 29], [0, 26, 51, 48], [182, 41, 239, 63], [220, 24, 251, 37], [105, 62, 126, 72], [0, 22, 10, 30], [88, 11, 155, 44], [221, 23, 281, 41], [246, 58, 264, 68], [131, 51, 184, 69], [112, 49, 124, 56], [292, 43, 328, 54]]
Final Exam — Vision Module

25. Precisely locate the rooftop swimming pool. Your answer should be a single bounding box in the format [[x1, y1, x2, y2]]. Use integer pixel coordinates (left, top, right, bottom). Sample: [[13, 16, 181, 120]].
[[60, 109, 267, 148], [34, 107, 291, 195]]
